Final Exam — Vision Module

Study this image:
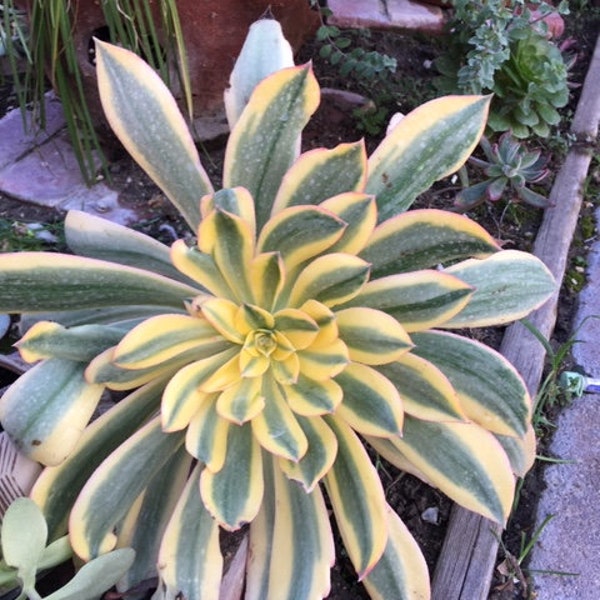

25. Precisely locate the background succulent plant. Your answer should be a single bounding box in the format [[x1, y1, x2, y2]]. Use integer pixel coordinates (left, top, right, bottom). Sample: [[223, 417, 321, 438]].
[[0, 17, 554, 600], [455, 132, 551, 210]]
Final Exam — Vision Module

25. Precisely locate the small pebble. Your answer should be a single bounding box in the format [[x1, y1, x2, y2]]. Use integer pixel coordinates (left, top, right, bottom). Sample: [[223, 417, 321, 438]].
[[421, 506, 439, 525]]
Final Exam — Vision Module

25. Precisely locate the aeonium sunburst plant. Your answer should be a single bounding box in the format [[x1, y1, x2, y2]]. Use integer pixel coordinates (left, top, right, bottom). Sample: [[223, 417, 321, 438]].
[[0, 17, 554, 600]]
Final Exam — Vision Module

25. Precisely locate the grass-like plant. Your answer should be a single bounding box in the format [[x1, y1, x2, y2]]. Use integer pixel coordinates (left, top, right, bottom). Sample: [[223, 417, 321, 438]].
[[2, 0, 189, 184], [0, 17, 555, 599]]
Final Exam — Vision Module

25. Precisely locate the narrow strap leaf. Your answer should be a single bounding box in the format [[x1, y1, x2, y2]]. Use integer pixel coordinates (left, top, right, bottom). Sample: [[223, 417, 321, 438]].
[[200, 422, 263, 531], [334, 362, 404, 437], [223, 64, 320, 230], [31, 379, 165, 541], [156, 464, 223, 600], [360, 209, 500, 279], [323, 415, 388, 579], [366, 95, 490, 219], [0, 252, 200, 312], [362, 504, 430, 600], [69, 417, 185, 560], [65, 210, 188, 283], [95, 41, 213, 230]]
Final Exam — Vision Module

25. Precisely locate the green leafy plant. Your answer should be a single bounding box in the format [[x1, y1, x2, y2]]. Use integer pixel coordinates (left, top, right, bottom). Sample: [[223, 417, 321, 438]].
[[0, 497, 134, 599], [312, 6, 400, 135], [455, 132, 551, 210], [0, 17, 555, 599], [435, 0, 570, 138], [488, 27, 571, 138]]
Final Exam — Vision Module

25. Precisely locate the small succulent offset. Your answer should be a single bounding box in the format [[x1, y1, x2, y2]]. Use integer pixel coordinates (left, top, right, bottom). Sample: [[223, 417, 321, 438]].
[[455, 132, 551, 210], [0, 18, 554, 600], [0, 497, 134, 600]]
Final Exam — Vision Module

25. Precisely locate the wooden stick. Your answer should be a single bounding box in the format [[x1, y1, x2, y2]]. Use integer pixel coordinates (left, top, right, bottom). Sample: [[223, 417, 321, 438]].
[[431, 33, 600, 600]]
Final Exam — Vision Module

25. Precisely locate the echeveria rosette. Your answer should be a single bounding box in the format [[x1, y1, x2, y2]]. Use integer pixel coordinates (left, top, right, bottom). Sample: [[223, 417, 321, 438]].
[[0, 20, 556, 600]]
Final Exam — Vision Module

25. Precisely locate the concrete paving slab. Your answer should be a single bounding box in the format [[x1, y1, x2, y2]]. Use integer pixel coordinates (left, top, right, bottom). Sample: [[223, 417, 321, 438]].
[[0, 92, 65, 171], [328, 0, 446, 34], [528, 207, 600, 599], [0, 97, 138, 226]]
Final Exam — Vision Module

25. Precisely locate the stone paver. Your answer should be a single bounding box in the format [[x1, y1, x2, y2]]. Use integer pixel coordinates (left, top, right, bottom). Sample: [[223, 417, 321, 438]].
[[528, 207, 600, 599], [328, 0, 446, 34], [0, 94, 137, 225]]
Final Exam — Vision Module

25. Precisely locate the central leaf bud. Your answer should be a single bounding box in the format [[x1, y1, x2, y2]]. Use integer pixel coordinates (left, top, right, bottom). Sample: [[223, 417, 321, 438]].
[[254, 330, 277, 357]]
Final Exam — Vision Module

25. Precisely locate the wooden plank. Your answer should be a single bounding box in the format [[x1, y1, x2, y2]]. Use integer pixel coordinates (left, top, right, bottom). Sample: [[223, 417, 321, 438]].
[[431, 33, 600, 600]]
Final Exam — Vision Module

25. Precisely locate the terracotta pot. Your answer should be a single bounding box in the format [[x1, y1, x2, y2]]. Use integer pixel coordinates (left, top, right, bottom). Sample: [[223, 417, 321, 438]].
[[17, 0, 319, 139]]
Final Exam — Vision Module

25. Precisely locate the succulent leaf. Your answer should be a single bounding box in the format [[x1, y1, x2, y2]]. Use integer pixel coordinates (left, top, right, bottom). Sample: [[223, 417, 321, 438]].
[[95, 41, 213, 230], [156, 465, 223, 600], [366, 95, 490, 219], [224, 64, 320, 229]]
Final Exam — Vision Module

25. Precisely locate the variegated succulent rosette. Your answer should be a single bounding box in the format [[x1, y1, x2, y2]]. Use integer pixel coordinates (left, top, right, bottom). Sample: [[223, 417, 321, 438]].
[[0, 18, 554, 600]]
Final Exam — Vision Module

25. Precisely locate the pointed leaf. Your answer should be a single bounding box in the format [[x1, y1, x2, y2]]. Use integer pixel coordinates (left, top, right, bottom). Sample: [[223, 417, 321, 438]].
[[324, 416, 388, 579], [272, 142, 368, 213], [198, 209, 254, 303], [0, 358, 103, 466], [362, 504, 430, 600], [223, 64, 320, 229], [113, 314, 227, 369], [0, 253, 199, 312], [443, 250, 555, 328], [224, 18, 294, 128], [257, 205, 346, 273], [170, 240, 234, 299], [288, 253, 370, 308], [495, 424, 536, 477], [319, 193, 377, 255], [250, 252, 285, 312], [185, 399, 230, 472], [69, 417, 185, 560], [156, 465, 223, 600], [360, 209, 500, 279], [95, 41, 213, 230], [85, 345, 195, 391], [251, 375, 308, 461], [279, 415, 338, 492], [16, 321, 127, 363], [366, 95, 490, 219], [216, 376, 265, 425], [284, 373, 343, 416]]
